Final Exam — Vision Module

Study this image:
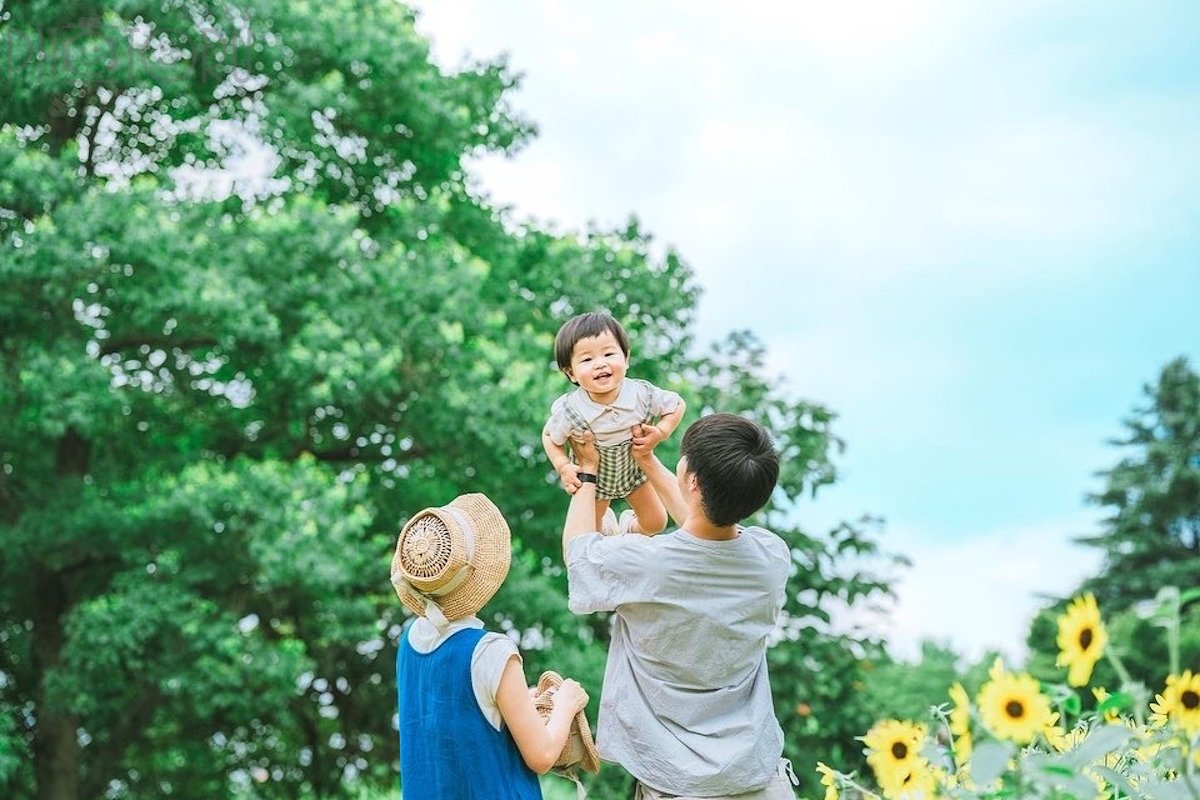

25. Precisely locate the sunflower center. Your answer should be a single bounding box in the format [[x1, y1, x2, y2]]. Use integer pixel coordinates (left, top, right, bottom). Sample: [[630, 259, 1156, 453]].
[[891, 741, 909, 759], [1079, 628, 1093, 650], [1183, 690, 1199, 710], [1005, 700, 1025, 719]]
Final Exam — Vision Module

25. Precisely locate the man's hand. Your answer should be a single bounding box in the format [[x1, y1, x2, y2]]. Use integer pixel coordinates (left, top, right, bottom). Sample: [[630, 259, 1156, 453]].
[[556, 462, 582, 494], [569, 430, 600, 472], [630, 423, 665, 462]]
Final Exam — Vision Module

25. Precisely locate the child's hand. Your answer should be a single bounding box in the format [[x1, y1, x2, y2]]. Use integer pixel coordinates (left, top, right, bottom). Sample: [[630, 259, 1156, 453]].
[[556, 462, 582, 494], [554, 679, 589, 715], [630, 423, 666, 459]]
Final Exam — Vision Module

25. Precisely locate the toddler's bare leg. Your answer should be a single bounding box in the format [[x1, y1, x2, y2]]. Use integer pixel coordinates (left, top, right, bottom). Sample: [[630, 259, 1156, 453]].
[[625, 482, 667, 534], [593, 499, 612, 532]]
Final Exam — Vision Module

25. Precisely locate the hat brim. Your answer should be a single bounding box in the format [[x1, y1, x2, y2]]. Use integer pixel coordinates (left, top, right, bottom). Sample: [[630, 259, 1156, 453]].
[[392, 493, 511, 621]]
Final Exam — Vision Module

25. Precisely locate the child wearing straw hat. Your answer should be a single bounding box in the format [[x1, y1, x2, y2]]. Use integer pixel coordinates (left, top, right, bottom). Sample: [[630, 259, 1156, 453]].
[[392, 493, 598, 799], [561, 415, 800, 799], [542, 310, 686, 535]]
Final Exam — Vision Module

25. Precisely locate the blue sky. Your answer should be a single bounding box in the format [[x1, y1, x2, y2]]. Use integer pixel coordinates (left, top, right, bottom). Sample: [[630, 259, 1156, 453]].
[[410, 1, 1200, 660]]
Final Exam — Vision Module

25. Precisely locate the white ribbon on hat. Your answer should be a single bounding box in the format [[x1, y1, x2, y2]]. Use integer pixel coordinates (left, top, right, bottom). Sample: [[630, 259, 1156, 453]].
[[390, 505, 477, 632]]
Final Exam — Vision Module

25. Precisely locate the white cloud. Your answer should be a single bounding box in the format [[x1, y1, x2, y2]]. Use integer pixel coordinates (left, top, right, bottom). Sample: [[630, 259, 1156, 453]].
[[850, 517, 1105, 663], [409, 0, 1196, 666]]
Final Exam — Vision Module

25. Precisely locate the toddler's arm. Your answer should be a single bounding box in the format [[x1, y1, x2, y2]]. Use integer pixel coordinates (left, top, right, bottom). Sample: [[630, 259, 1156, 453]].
[[542, 424, 582, 494], [495, 656, 589, 775], [636, 397, 687, 449]]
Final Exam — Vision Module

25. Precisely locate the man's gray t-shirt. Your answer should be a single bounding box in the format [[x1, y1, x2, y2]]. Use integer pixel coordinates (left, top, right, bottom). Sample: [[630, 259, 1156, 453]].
[[566, 526, 791, 796]]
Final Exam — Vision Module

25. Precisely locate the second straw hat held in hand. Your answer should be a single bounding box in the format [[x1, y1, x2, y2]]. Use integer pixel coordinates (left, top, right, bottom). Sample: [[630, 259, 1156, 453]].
[[390, 493, 511, 624]]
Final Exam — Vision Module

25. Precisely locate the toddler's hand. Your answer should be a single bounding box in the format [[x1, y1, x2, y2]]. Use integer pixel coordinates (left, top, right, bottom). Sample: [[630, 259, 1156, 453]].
[[631, 423, 665, 460], [555, 679, 589, 715], [556, 462, 582, 494]]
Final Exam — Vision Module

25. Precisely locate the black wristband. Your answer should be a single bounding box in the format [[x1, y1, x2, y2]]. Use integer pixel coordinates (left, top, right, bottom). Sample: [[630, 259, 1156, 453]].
[[577, 472, 598, 484]]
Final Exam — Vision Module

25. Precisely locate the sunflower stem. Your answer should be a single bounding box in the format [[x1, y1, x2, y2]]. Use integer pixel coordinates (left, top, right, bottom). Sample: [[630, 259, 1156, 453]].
[[1103, 646, 1147, 727], [1166, 590, 1182, 679]]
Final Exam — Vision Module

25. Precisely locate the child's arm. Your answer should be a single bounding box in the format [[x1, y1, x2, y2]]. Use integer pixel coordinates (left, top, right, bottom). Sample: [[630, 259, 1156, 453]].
[[495, 656, 589, 775], [542, 425, 582, 494], [631, 430, 688, 527], [636, 398, 687, 450]]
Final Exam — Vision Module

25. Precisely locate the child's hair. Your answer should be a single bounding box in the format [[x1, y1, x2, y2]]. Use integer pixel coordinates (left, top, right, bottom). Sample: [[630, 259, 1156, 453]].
[[553, 311, 631, 372], [681, 414, 779, 526]]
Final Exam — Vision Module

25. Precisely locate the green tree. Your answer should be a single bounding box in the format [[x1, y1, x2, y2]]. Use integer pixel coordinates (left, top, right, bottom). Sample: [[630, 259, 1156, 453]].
[[0, 3, 893, 799], [1024, 357, 1200, 703], [861, 641, 963, 724], [1078, 357, 1200, 611]]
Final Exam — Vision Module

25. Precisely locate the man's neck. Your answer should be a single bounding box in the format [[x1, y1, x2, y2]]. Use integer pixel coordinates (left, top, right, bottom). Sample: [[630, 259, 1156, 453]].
[[680, 514, 738, 541]]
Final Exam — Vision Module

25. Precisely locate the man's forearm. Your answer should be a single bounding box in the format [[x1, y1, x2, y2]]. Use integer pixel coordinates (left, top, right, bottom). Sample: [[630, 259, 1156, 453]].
[[562, 479, 598, 560]]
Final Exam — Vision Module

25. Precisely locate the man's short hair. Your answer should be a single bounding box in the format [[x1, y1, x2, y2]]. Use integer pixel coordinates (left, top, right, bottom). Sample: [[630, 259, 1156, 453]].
[[554, 311, 631, 373], [681, 414, 779, 526]]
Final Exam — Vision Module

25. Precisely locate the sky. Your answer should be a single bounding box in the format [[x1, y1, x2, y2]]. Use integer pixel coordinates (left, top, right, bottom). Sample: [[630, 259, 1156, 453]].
[[408, 1, 1200, 662]]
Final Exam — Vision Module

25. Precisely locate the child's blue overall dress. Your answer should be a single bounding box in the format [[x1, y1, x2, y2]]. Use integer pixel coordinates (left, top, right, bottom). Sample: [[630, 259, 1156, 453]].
[[397, 624, 542, 799]]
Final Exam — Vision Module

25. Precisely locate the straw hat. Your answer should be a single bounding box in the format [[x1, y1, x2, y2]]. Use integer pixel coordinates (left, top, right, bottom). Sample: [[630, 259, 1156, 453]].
[[533, 671, 600, 775], [390, 493, 511, 622]]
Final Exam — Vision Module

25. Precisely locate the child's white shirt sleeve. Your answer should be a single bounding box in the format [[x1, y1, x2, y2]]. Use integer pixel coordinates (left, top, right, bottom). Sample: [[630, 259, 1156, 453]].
[[645, 383, 683, 417], [544, 395, 577, 446], [471, 632, 521, 731]]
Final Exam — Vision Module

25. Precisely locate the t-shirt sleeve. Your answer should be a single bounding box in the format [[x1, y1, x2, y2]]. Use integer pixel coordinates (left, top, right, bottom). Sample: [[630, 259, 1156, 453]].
[[566, 533, 656, 614], [544, 395, 577, 446], [471, 633, 521, 731], [643, 381, 683, 418]]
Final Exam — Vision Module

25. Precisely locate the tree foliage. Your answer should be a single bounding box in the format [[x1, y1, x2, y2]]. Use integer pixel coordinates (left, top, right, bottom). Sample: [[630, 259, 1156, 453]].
[[1078, 357, 1200, 611], [0, 3, 894, 799], [1022, 357, 1200, 704]]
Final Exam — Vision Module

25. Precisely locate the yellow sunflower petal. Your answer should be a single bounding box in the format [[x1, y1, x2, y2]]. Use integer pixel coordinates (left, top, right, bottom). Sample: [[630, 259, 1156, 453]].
[[1055, 593, 1107, 688], [1163, 670, 1200, 736], [978, 669, 1053, 744], [815, 762, 840, 800]]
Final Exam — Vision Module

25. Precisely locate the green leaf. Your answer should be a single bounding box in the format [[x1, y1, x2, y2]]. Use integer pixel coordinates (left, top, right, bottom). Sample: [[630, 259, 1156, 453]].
[[969, 740, 1016, 786], [1062, 724, 1133, 768]]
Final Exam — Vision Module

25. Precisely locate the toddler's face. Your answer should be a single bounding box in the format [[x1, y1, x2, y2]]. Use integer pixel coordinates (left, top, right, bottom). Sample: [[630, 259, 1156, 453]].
[[565, 329, 628, 400]]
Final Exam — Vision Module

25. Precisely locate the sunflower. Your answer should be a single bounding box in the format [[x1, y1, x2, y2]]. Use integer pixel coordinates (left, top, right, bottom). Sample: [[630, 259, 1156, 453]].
[[815, 762, 840, 800], [948, 682, 973, 764], [1162, 670, 1200, 736], [1043, 711, 1072, 752], [862, 719, 928, 788], [1149, 691, 1171, 728], [1091, 686, 1120, 722], [878, 760, 938, 800], [1056, 593, 1107, 687], [978, 668, 1053, 744]]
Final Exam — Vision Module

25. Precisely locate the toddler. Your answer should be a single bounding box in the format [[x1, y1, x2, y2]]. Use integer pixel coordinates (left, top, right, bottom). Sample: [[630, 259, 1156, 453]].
[[542, 311, 685, 534]]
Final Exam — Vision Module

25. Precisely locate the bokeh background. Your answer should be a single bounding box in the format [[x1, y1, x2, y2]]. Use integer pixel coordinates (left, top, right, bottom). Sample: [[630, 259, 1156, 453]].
[[1, 2, 1197, 798]]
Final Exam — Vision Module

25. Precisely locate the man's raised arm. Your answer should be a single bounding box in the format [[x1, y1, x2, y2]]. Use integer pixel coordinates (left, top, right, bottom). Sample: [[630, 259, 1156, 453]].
[[631, 423, 687, 527], [562, 431, 600, 561]]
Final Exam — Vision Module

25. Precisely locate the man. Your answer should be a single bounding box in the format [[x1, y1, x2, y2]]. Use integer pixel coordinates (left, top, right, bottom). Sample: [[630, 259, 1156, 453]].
[[562, 413, 799, 799]]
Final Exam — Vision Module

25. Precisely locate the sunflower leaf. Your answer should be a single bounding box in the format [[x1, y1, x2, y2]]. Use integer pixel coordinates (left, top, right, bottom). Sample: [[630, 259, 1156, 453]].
[[1061, 724, 1132, 767], [1139, 779, 1195, 800], [1092, 765, 1141, 799], [1095, 691, 1130, 716], [1023, 753, 1095, 798], [968, 740, 1015, 786]]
